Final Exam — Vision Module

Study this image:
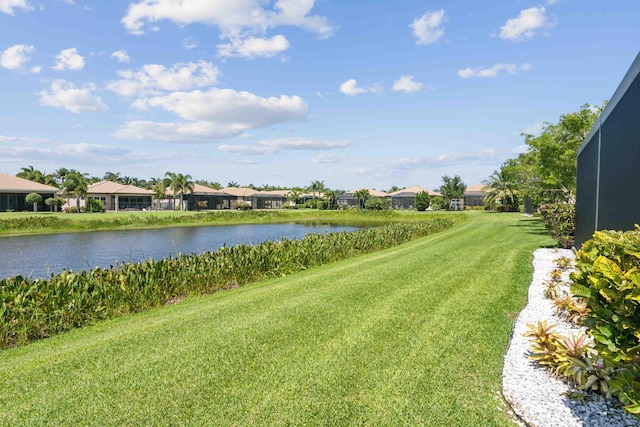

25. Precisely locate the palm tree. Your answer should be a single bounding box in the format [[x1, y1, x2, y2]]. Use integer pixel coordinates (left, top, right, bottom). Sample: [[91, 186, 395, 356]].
[[103, 171, 121, 182], [210, 181, 222, 190], [165, 172, 194, 211], [285, 189, 301, 206], [62, 172, 88, 213], [323, 189, 341, 210], [483, 167, 519, 212], [353, 188, 370, 209], [227, 181, 239, 188], [16, 165, 44, 183], [308, 180, 326, 199], [152, 180, 167, 211], [53, 167, 70, 188]]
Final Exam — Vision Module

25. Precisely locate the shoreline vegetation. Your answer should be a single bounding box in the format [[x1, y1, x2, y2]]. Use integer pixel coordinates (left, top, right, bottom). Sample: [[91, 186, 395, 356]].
[[0, 209, 440, 237], [0, 212, 554, 426], [0, 212, 465, 349]]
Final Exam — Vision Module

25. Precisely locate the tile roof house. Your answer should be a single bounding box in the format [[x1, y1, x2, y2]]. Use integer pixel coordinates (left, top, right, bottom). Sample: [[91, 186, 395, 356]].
[[386, 186, 442, 210], [463, 183, 490, 208], [0, 172, 59, 212], [68, 180, 155, 211], [338, 188, 388, 208], [222, 187, 287, 209]]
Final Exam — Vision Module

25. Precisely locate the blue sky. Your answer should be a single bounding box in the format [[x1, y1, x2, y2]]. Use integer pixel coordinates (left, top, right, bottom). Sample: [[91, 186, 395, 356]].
[[0, 0, 638, 191]]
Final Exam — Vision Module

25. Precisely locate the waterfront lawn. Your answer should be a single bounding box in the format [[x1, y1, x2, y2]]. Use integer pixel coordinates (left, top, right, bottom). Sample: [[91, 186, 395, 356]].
[[0, 212, 555, 426]]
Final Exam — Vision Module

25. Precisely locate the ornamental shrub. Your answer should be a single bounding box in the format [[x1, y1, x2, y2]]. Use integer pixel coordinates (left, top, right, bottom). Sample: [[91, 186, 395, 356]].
[[85, 198, 104, 213], [539, 203, 575, 248], [415, 191, 430, 211], [571, 227, 640, 414]]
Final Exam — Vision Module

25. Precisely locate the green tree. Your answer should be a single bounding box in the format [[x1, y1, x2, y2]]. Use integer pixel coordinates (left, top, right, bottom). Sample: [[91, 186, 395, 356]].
[[285, 189, 302, 206], [483, 167, 519, 212], [103, 171, 121, 182], [437, 175, 466, 210], [364, 196, 389, 210], [323, 189, 341, 210], [308, 180, 326, 200], [17, 166, 44, 183], [25, 192, 43, 213], [520, 103, 602, 202], [152, 180, 167, 210], [353, 189, 370, 209], [62, 172, 88, 213], [415, 191, 430, 211], [227, 181, 239, 188], [45, 197, 64, 212], [164, 172, 194, 211], [209, 181, 222, 190]]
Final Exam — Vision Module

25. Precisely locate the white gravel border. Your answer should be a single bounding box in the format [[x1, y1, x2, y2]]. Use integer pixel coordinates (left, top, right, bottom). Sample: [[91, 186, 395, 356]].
[[502, 248, 640, 427]]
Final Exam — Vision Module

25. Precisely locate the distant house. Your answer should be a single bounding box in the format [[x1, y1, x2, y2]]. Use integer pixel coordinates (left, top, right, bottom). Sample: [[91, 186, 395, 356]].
[[189, 183, 235, 210], [0, 173, 59, 212], [72, 181, 154, 211], [386, 186, 442, 209], [463, 184, 490, 208], [222, 187, 287, 209], [338, 188, 388, 208]]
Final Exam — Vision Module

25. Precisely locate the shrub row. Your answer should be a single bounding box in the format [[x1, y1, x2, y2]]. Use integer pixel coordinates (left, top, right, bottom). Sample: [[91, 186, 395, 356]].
[[571, 227, 640, 413], [539, 203, 575, 248], [0, 215, 462, 349]]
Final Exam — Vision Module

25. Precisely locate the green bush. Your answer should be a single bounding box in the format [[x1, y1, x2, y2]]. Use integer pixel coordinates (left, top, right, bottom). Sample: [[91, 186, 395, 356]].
[[429, 196, 447, 211], [571, 228, 640, 414], [85, 198, 104, 213], [415, 191, 430, 211], [364, 196, 389, 210], [539, 203, 575, 248], [0, 215, 463, 349]]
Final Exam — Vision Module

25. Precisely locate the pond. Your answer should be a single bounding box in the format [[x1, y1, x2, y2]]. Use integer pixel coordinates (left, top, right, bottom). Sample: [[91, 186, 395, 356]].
[[0, 223, 359, 280]]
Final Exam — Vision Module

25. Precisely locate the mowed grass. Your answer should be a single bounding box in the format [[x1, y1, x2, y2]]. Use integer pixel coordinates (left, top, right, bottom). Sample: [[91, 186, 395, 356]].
[[0, 212, 554, 426]]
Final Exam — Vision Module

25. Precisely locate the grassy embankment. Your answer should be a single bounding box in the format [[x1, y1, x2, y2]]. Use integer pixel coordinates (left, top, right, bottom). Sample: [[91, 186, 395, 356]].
[[0, 209, 426, 237], [0, 212, 555, 426]]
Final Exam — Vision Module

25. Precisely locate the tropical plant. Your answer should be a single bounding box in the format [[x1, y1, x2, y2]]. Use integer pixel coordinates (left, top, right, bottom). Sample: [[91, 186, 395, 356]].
[[152, 179, 167, 211], [539, 204, 575, 248], [437, 175, 466, 210], [364, 196, 389, 210], [103, 171, 121, 182], [353, 189, 370, 209], [227, 181, 239, 188], [16, 165, 44, 183], [483, 167, 519, 211], [285, 189, 301, 206], [323, 189, 341, 210], [308, 180, 325, 200], [25, 193, 43, 213], [85, 198, 104, 213], [524, 320, 562, 367], [164, 172, 194, 211], [45, 197, 63, 212], [415, 191, 430, 211], [62, 172, 88, 214]]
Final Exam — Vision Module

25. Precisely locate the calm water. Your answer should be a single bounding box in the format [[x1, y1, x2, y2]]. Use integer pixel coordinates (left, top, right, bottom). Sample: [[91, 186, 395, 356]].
[[0, 223, 359, 280]]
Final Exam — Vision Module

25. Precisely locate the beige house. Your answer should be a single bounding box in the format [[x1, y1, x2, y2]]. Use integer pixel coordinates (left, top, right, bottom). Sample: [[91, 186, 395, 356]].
[[463, 183, 490, 208], [66, 181, 154, 211], [338, 188, 388, 208], [163, 183, 234, 210], [222, 187, 287, 209], [0, 172, 59, 212], [386, 186, 442, 209]]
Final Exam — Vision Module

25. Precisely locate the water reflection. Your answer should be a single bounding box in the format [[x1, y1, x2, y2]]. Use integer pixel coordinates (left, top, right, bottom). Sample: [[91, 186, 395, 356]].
[[0, 223, 358, 280]]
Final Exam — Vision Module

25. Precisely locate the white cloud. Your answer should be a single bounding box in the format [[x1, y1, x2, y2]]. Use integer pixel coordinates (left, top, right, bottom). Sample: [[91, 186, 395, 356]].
[[339, 79, 380, 96], [312, 153, 347, 164], [0, 134, 49, 143], [183, 37, 197, 50], [500, 7, 551, 41], [30, 65, 41, 74], [410, 9, 445, 45], [115, 88, 308, 143], [53, 48, 85, 71], [107, 61, 220, 97], [218, 137, 352, 155], [121, 0, 332, 61], [520, 121, 545, 136], [0, 44, 34, 69], [457, 63, 531, 78], [38, 80, 109, 113], [386, 149, 506, 170], [0, 0, 32, 14], [217, 34, 289, 58], [392, 75, 425, 93], [111, 49, 130, 63]]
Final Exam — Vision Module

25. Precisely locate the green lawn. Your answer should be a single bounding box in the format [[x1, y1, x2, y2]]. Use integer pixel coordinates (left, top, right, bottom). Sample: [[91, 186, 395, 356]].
[[0, 212, 554, 426]]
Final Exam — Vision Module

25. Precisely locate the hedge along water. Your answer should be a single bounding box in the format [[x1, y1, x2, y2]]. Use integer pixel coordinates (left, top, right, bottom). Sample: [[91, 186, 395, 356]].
[[0, 214, 464, 349]]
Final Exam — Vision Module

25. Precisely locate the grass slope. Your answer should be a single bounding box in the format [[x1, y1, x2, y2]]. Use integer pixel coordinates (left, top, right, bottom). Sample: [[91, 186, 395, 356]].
[[0, 212, 554, 426]]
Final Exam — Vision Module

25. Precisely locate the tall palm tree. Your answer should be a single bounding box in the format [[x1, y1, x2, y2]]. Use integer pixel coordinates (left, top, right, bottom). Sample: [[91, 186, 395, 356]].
[[16, 165, 44, 183], [103, 171, 121, 182], [53, 167, 70, 188], [227, 181, 239, 188], [353, 188, 370, 209], [308, 180, 326, 199], [323, 189, 341, 210], [483, 167, 519, 212], [152, 180, 167, 211], [62, 172, 88, 213], [165, 172, 194, 211]]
